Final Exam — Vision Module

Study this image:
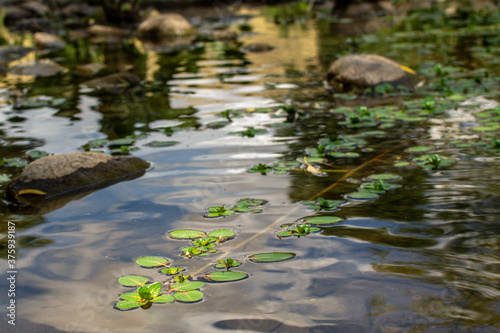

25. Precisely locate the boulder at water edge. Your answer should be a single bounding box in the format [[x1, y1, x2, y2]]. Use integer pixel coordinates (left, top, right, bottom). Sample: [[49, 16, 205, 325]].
[[7, 152, 150, 205], [326, 54, 416, 93], [136, 13, 196, 39]]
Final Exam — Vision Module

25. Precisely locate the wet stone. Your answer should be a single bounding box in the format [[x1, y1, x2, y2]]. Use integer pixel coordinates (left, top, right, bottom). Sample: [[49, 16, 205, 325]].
[[7, 152, 150, 203]]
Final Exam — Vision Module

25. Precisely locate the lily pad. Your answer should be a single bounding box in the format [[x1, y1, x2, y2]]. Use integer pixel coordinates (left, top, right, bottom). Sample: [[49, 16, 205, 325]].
[[248, 252, 296, 263], [204, 271, 248, 282], [329, 152, 360, 158], [168, 229, 207, 239], [301, 215, 344, 225], [119, 292, 142, 301], [346, 191, 380, 200], [116, 300, 142, 310], [173, 290, 204, 302], [118, 275, 150, 287], [145, 141, 180, 147], [135, 256, 169, 268], [367, 173, 402, 181], [169, 281, 205, 291], [151, 294, 175, 303], [207, 229, 235, 239], [407, 146, 433, 153]]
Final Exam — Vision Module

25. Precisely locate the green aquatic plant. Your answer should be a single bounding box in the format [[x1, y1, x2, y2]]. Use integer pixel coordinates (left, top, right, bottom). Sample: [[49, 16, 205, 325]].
[[360, 180, 402, 193], [490, 138, 500, 149], [413, 154, 455, 169], [426, 154, 441, 168], [204, 205, 235, 217], [302, 198, 344, 211], [215, 258, 242, 271], [172, 274, 191, 283], [421, 97, 436, 111], [233, 198, 267, 213], [116, 282, 174, 310], [161, 267, 185, 275], [277, 223, 320, 238], [135, 256, 169, 268], [248, 163, 273, 175]]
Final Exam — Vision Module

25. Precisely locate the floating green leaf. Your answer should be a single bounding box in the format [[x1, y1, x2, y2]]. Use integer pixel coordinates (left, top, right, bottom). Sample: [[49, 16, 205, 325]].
[[116, 300, 142, 310], [330, 152, 360, 158], [109, 138, 136, 146], [215, 258, 242, 270], [248, 252, 296, 263], [161, 267, 185, 275], [119, 292, 142, 301], [168, 230, 206, 239], [346, 191, 380, 200], [174, 290, 204, 302], [135, 256, 169, 268], [301, 215, 343, 225], [407, 146, 433, 153], [367, 173, 402, 181], [248, 163, 273, 175], [150, 294, 175, 303], [204, 271, 248, 282], [26, 150, 49, 160], [118, 275, 149, 287], [145, 141, 180, 147], [137, 282, 162, 300], [205, 205, 236, 217], [207, 229, 235, 239], [169, 281, 205, 291]]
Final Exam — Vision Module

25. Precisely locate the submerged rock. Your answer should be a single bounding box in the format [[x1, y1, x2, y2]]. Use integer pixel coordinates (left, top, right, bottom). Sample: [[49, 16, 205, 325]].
[[136, 13, 195, 39], [327, 54, 416, 93], [7, 152, 150, 205], [8, 59, 67, 77]]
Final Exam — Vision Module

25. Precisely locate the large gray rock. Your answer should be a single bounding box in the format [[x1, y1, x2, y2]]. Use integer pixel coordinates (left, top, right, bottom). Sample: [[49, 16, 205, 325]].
[[7, 152, 150, 204], [136, 13, 195, 39], [327, 54, 416, 93], [8, 59, 67, 77]]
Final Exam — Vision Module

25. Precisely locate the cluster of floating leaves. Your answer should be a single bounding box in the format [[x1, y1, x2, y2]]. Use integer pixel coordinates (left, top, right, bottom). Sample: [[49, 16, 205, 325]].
[[116, 241, 296, 310], [204, 198, 268, 217], [168, 228, 235, 258]]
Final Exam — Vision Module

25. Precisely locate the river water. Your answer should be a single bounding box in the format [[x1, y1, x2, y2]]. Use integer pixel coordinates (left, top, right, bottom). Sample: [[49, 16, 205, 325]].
[[0, 3, 499, 332]]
